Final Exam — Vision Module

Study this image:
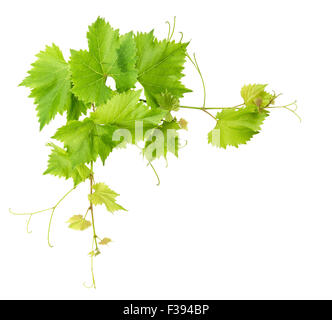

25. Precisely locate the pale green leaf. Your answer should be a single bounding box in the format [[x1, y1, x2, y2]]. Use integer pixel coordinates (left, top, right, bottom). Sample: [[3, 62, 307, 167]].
[[208, 107, 269, 148], [99, 237, 112, 245], [88, 183, 126, 213], [66, 215, 91, 231], [241, 84, 273, 108], [66, 215, 83, 224]]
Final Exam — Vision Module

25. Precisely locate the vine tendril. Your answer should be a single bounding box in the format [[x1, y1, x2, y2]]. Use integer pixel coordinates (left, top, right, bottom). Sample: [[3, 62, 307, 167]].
[[267, 100, 301, 122], [9, 186, 77, 247], [148, 161, 160, 186], [26, 215, 33, 234]]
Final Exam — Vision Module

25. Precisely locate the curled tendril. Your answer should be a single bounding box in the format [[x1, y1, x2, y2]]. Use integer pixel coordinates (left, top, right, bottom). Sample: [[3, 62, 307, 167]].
[[179, 140, 188, 149], [179, 32, 184, 43], [267, 100, 301, 122], [148, 161, 160, 186], [170, 16, 176, 41], [10, 186, 76, 248], [26, 215, 33, 234], [166, 16, 177, 41], [47, 208, 56, 248], [186, 53, 207, 109], [165, 21, 171, 41]]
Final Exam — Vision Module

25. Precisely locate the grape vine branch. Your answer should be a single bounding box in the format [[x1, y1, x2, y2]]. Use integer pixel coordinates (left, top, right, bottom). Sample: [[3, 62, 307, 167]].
[[10, 17, 299, 288]]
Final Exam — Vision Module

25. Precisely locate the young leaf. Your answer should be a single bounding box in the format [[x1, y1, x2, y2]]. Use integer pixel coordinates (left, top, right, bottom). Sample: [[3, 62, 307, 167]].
[[156, 91, 180, 111], [178, 118, 188, 130], [143, 120, 181, 161], [66, 215, 91, 231], [135, 31, 191, 107], [20, 44, 72, 130], [88, 183, 126, 213], [241, 84, 273, 108], [99, 237, 112, 245], [208, 107, 269, 148], [44, 143, 91, 186]]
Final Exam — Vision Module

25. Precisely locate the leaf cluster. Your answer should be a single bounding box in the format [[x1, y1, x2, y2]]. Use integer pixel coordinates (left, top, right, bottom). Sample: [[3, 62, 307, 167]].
[[21, 17, 192, 187]]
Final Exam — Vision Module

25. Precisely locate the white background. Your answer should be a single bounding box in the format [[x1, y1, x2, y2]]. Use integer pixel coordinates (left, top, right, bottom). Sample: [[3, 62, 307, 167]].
[[0, 0, 331, 300]]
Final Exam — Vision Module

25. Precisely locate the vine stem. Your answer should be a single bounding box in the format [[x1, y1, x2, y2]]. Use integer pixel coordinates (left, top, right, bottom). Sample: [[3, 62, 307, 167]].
[[179, 104, 245, 110], [89, 161, 98, 289], [90, 162, 98, 252], [179, 104, 245, 121]]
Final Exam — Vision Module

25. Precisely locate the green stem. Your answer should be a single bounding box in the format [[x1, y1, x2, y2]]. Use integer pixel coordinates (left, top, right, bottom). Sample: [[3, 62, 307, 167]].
[[83, 237, 96, 289], [90, 238, 96, 289], [88, 161, 98, 289], [179, 103, 245, 110], [84, 206, 91, 219], [89, 162, 98, 253]]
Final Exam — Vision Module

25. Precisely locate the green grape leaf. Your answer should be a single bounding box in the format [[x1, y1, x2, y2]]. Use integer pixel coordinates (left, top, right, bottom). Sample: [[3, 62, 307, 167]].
[[70, 17, 137, 105], [135, 31, 191, 107], [91, 90, 166, 130], [110, 31, 138, 92], [67, 95, 89, 121], [20, 44, 72, 130], [143, 120, 181, 161], [66, 215, 91, 231], [44, 143, 91, 186], [87, 16, 119, 74], [88, 183, 127, 213], [208, 107, 269, 148], [70, 49, 112, 106], [52, 118, 117, 166], [241, 84, 273, 108], [99, 237, 112, 245]]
